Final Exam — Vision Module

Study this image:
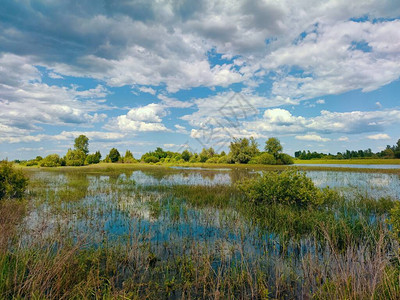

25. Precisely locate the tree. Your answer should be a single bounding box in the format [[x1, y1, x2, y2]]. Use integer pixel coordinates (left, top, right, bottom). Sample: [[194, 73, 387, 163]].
[[181, 150, 191, 162], [74, 135, 89, 156], [40, 154, 62, 167], [229, 137, 259, 164], [0, 161, 28, 200], [65, 149, 86, 166], [109, 148, 120, 163], [125, 150, 133, 159], [85, 151, 101, 165], [265, 137, 283, 158]]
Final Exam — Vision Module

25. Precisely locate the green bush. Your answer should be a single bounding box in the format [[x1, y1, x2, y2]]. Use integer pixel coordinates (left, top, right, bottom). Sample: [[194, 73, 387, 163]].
[[389, 202, 400, 240], [277, 153, 294, 165], [40, 154, 62, 167], [108, 148, 121, 163], [237, 169, 333, 207], [249, 152, 277, 165], [0, 161, 28, 200], [66, 149, 86, 166], [205, 157, 219, 164], [144, 156, 159, 163], [85, 151, 101, 165]]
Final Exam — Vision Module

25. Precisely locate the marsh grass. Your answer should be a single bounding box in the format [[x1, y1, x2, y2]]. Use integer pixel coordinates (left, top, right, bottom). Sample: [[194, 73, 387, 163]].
[[1, 166, 399, 299]]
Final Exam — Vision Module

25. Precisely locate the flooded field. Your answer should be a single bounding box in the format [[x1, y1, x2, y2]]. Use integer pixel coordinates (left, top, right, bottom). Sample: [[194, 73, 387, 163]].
[[2, 165, 400, 299]]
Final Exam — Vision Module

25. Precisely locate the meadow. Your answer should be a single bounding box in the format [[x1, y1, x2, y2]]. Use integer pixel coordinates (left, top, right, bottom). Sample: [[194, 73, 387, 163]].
[[1, 163, 400, 299]]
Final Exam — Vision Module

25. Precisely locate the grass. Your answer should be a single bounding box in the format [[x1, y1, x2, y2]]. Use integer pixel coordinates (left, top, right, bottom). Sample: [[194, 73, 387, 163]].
[[1, 165, 400, 298]]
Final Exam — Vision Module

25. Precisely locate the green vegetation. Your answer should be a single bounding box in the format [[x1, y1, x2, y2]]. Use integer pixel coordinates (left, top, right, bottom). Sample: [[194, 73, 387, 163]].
[[237, 169, 335, 207], [40, 154, 63, 167], [295, 158, 400, 165], [74, 134, 89, 156], [0, 165, 400, 298], [0, 161, 28, 201], [107, 148, 121, 163], [295, 138, 400, 160]]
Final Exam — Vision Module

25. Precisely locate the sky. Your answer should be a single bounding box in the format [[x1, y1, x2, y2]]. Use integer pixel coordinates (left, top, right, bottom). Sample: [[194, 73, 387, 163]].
[[1, 0, 400, 160]]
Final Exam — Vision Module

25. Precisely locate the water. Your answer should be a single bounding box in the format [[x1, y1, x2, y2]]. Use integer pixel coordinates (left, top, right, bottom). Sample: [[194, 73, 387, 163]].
[[21, 167, 399, 284]]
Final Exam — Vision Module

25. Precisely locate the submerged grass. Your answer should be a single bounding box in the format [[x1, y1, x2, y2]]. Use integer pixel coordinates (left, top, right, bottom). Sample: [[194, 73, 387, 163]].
[[1, 166, 400, 299]]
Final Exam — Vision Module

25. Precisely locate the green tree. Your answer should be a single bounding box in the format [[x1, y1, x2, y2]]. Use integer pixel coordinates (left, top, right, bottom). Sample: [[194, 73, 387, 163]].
[[65, 149, 86, 166], [181, 150, 191, 162], [265, 137, 283, 159], [85, 151, 101, 164], [74, 135, 89, 156], [229, 137, 259, 164], [109, 148, 121, 163], [0, 161, 28, 200], [40, 154, 62, 167]]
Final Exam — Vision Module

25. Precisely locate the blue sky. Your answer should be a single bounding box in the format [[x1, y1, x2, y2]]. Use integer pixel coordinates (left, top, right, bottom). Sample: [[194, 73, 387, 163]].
[[1, 0, 400, 160]]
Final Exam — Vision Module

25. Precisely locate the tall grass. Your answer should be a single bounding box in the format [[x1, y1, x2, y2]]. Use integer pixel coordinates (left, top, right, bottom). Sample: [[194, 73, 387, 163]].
[[0, 166, 399, 299]]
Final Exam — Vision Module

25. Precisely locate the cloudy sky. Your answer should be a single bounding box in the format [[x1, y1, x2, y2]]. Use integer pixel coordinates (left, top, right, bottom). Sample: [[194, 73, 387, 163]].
[[1, 0, 400, 159]]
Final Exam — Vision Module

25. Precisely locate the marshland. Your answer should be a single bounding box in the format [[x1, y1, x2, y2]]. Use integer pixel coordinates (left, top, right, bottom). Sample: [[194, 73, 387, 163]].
[[1, 162, 400, 299]]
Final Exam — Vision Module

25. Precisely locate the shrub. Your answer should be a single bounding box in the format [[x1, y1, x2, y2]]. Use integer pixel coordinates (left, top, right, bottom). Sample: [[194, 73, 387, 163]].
[[205, 157, 219, 164], [237, 169, 333, 207], [249, 152, 276, 165], [277, 153, 294, 165], [85, 151, 101, 165], [0, 161, 28, 200], [389, 202, 400, 240], [40, 154, 62, 167], [66, 149, 86, 166], [109, 148, 121, 163], [144, 156, 159, 163]]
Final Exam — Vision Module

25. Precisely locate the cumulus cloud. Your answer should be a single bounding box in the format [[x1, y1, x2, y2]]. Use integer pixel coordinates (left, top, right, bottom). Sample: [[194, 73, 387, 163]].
[[174, 124, 189, 134], [0, 130, 126, 144], [0, 54, 111, 144], [106, 103, 169, 132], [244, 108, 400, 136], [366, 133, 391, 140], [295, 134, 331, 142]]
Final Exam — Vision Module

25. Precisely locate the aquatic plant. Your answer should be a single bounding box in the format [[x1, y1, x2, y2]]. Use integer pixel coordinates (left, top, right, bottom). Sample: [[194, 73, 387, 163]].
[[237, 169, 335, 207], [0, 160, 28, 201]]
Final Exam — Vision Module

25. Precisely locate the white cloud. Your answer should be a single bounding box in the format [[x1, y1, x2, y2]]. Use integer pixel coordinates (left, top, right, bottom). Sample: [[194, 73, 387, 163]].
[[338, 136, 349, 142], [244, 108, 400, 136], [106, 103, 169, 132], [366, 133, 391, 140], [375, 101, 382, 109], [264, 20, 400, 101], [295, 134, 330, 142], [126, 103, 166, 123], [138, 86, 157, 95], [316, 99, 325, 104], [174, 124, 189, 134]]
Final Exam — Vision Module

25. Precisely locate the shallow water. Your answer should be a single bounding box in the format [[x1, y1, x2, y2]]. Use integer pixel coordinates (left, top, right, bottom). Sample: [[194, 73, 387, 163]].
[[21, 167, 399, 282]]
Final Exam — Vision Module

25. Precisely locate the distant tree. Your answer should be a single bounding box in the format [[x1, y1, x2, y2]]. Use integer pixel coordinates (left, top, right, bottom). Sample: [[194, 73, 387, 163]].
[[40, 154, 62, 167], [125, 150, 133, 159], [144, 156, 159, 163], [74, 135, 89, 156], [65, 149, 86, 166], [123, 150, 135, 163], [181, 150, 191, 162], [265, 137, 283, 159], [230, 137, 259, 164], [85, 151, 101, 165], [0, 161, 28, 200], [109, 148, 120, 163], [199, 148, 211, 163]]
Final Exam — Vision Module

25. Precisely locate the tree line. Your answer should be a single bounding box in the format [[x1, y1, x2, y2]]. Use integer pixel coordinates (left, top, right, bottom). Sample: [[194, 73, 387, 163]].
[[18, 135, 294, 167], [295, 139, 400, 160]]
